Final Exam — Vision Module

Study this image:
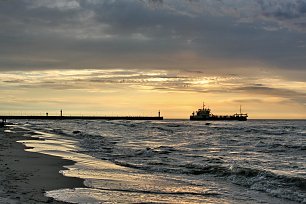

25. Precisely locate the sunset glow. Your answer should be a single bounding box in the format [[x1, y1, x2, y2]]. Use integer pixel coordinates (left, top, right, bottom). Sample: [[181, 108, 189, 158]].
[[0, 69, 305, 118], [0, 0, 306, 119]]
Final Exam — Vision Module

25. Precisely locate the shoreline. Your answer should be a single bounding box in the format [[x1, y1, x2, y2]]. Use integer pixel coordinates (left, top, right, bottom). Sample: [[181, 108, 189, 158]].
[[0, 126, 85, 203]]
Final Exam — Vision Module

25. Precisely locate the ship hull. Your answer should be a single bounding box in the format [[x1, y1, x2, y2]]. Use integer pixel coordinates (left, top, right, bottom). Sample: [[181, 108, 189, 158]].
[[190, 116, 247, 121]]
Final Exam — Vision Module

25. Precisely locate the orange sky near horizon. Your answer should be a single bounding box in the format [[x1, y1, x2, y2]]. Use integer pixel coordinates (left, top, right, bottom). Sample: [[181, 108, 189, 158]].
[[0, 69, 305, 119]]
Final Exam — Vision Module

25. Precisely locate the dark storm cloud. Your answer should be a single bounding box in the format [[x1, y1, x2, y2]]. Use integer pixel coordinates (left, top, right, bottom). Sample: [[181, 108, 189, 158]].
[[258, 0, 306, 20], [0, 0, 306, 80]]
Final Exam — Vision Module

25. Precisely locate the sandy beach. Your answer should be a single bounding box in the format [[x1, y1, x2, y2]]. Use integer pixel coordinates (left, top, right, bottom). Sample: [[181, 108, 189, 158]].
[[0, 126, 84, 204]]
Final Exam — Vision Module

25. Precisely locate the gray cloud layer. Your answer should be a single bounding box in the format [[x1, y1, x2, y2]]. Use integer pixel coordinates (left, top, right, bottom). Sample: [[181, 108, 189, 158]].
[[0, 0, 306, 80]]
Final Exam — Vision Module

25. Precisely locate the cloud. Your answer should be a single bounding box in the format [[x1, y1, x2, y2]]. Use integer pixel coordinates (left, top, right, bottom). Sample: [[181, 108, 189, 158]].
[[258, 0, 306, 20], [255, 0, 306, 32], [235, 84, 306, 106], [0, 0, 306, 83], [26, 0, 81, 10], [0, 69, 305, 107]]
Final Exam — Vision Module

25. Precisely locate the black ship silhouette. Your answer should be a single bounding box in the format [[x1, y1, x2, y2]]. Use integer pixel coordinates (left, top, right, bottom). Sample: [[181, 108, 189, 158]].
[[190, 103, 248, 121]]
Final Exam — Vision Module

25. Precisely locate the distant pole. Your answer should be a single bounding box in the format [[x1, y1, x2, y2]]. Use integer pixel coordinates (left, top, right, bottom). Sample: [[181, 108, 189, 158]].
[[60, 109, 63, 117], [158, 110, 160, 117], [203, 102, 205, 110], [240, 105, 242, 114]]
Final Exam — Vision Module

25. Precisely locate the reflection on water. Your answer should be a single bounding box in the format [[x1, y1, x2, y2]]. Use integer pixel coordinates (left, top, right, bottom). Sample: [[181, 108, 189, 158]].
[[19, 131, 226, 203], [15, 120, 306, 204]]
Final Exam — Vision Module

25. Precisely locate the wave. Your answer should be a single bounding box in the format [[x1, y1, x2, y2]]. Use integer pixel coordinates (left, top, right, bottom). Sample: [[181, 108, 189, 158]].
[[255, 141, 306, 152], [22, 120, 306, 203], [187, 164, 306, 203], [31, 124, 305, 203], [110, 159, 306, 203]]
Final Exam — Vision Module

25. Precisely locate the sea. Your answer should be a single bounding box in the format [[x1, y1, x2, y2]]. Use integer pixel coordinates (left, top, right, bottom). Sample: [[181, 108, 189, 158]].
[[12, 119, 306, 203]]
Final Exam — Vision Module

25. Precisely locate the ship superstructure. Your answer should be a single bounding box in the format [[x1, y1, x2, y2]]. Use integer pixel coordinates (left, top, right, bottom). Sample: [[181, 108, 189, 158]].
[[190, 103, 248, 121]]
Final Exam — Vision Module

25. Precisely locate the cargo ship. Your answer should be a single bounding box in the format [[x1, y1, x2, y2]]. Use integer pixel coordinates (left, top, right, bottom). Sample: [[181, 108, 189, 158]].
[[190, 103, 248, 121]]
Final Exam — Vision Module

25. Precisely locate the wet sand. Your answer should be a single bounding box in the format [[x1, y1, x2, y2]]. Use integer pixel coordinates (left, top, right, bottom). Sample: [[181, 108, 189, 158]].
[[0, 126, 84, 203]]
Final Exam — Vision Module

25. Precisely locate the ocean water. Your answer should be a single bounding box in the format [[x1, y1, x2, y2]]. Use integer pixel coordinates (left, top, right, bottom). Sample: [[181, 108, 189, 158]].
[[13, 119, 306, 203]]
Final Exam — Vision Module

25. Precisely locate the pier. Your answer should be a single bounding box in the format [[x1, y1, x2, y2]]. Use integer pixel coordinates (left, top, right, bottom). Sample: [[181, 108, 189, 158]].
[[0, 114, 163, 127], [1, 115, 163, 120]]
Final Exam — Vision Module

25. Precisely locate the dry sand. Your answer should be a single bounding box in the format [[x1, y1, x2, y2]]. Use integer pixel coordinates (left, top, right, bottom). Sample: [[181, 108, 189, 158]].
[[0, 126, 85, 204]]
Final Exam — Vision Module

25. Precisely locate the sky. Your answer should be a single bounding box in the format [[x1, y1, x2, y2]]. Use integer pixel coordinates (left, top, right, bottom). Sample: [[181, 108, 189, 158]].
[[0, 0, 306, 119]]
